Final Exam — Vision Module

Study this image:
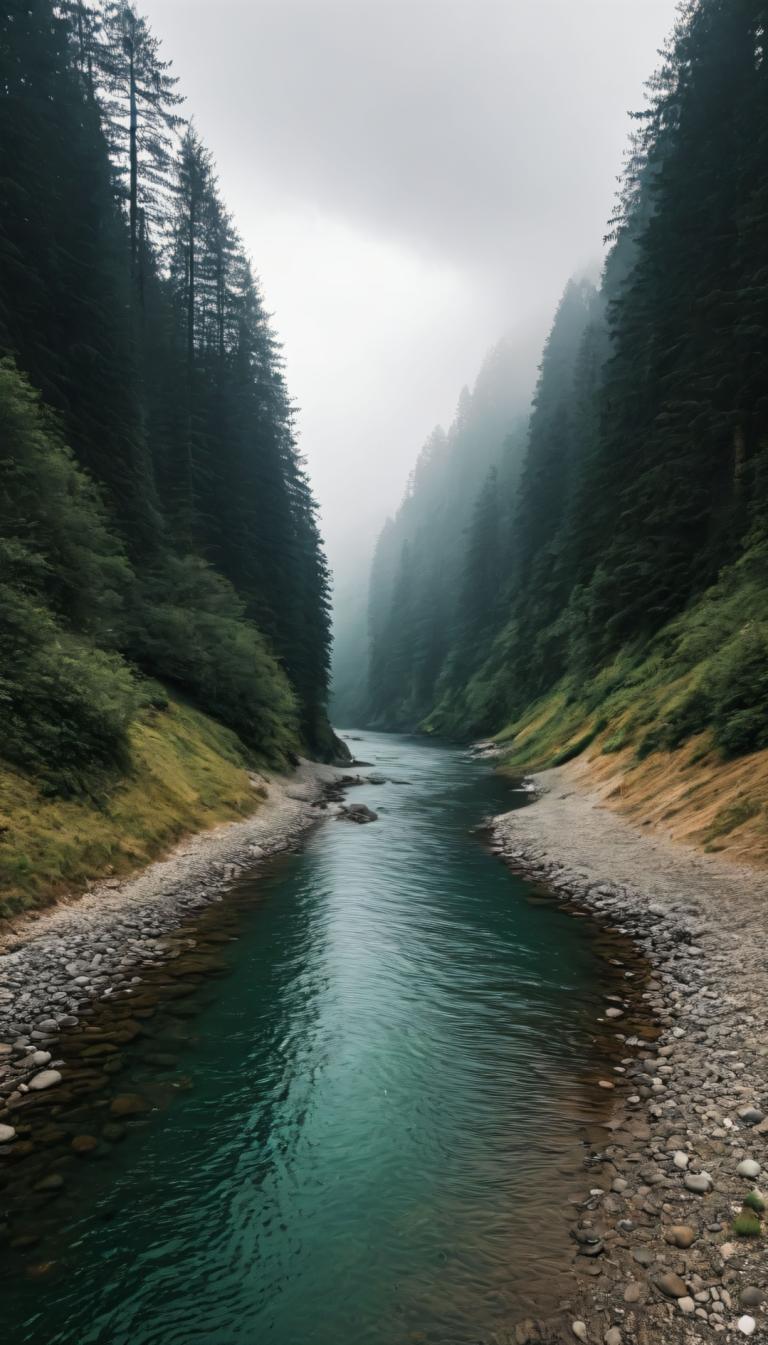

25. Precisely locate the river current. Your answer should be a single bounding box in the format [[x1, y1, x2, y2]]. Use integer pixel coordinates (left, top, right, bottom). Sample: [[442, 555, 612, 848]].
[[4, 733, 619, 1344]]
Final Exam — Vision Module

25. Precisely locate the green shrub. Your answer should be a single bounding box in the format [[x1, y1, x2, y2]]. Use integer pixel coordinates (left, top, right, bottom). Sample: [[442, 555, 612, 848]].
[[709, 629, 768, 756], [0, 583, 137, 795], [733, 1209, 762, 1237], [130, 556, 299, 764]]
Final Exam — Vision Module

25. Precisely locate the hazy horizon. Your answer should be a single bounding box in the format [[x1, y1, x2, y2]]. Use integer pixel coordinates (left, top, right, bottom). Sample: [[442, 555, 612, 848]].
[[140, 0, 679, 588]]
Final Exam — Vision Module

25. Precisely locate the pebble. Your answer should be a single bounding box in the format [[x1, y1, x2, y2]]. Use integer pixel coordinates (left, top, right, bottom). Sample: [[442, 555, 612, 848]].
[[678, 1297, 695, 1314], [623, 1283, 643, 1304], [737, 1159, 760, 1179], [572, 1323, 588, 1342], [655, 1271, 688, 1299], [738, 1107, 765, 1126], [665, 1225, 697, 1249], [673, 1150, 689, 1169], [737, 1317, 756, 1337], [604, 1330, 622, 1345], [684, 1170, 712, 1193], [741, 1288, 763, 1308], [28, 1069, 62, 1091]]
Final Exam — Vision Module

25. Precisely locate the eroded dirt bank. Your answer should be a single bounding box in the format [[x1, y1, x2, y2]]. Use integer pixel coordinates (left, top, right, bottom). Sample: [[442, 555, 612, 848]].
[[493, 764, 768, 1345]]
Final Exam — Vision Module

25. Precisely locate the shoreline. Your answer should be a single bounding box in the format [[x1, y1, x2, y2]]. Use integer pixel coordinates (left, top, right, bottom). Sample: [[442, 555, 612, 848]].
[[0, 759, 349, 1112], [492, 764, 768, 1344]]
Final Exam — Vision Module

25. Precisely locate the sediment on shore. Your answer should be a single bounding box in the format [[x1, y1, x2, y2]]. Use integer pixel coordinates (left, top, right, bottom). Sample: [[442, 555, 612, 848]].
[[492, 765, 768, 1345], [0, 760, 349, 1109]]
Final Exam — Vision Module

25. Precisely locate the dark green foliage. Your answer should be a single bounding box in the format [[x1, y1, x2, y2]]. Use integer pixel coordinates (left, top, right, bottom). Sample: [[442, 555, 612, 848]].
[[708, 631, 768, 756], [0, 359, 137, 792], [0, 0, 336, 790], [129, 557, 299, 759]]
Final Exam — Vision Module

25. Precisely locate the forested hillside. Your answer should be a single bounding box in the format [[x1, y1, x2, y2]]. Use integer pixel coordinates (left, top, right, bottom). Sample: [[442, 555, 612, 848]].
[[361, 0, 768, 809], [0, 0, 336, 814]]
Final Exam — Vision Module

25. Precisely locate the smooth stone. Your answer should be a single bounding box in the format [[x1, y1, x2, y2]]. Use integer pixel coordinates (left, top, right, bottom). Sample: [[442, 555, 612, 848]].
[[572, 1324, 588, 1342], [36, 1020, 58, 1034], [673, 1151, 689, 1170], [624, 1283, 643, 1304], [28, 1069, 62, 1091], [666, 1225, 697, 1249], [678, 1298, 695, 1315], [738, 1159, 760, 1179], [655, 1271, 688, 1299], [737, 1317, 756, 1337], [604, 1330, 622, 1345], [0, 1124, 16, 1143], [28, 1051, 51, 1067], [684, 1171, 712, 1193], [741, 1289, 763, 1308]]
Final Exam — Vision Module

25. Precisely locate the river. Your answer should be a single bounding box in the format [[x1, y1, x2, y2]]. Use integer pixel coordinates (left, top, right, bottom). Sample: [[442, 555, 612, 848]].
[[3, 732, 623, 1344]]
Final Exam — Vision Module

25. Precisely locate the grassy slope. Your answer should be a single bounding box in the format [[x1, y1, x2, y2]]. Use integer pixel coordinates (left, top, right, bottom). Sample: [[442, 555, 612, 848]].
[[494, 548, 768, 866], [0, 696, 268, 918]]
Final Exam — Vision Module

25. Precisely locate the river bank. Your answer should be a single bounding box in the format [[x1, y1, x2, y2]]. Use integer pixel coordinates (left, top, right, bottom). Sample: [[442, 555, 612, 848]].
[[0, 759, 347, 1112], [492, 763, 768, 1345]]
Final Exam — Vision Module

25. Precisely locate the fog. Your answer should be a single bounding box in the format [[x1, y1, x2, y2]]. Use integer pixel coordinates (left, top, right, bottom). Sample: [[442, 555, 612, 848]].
[[140, 0, 678, 585]]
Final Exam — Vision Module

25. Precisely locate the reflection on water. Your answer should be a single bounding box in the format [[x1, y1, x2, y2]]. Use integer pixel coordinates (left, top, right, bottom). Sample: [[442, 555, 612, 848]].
[[3, 733, 625, 1345]]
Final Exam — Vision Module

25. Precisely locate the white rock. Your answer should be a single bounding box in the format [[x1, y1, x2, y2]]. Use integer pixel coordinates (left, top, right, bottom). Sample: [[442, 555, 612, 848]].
[[0, 1124, 16, 1143], [737, 1159, 760, 1179], [673, 1150, 689, 1169], [678, 1298, 695, 1315], [605, 1330, 622, 1345], [28, 1050, 51, 1067], [737, 1316, 756, 1336], [572, 1324, 588, 1343], [28, 1068, 62, 1091]]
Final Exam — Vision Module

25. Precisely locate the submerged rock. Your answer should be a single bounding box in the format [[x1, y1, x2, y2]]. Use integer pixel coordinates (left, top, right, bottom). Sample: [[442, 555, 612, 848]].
[[110, 1093, 149, 1118], [338, 804, 378, 824]]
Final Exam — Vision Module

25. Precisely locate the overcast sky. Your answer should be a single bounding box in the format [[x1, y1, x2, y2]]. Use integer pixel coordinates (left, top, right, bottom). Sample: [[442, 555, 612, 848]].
[[142, 0, 678, 587]]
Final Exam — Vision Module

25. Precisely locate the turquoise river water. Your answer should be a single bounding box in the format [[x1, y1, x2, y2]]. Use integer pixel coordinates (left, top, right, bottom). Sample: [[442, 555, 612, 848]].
[[3, 732, 622, 1345]]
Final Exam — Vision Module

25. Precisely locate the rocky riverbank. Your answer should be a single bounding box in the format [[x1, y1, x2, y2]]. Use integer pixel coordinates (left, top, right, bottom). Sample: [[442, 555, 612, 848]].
[[0, 760, 350, 1117], [492, 765, 768, 1345]]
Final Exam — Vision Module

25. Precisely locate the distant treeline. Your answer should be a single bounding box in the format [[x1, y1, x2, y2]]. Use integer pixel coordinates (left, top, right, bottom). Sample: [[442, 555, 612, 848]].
[[1, 1, 335, 795], [353, 0, 768, 758]]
